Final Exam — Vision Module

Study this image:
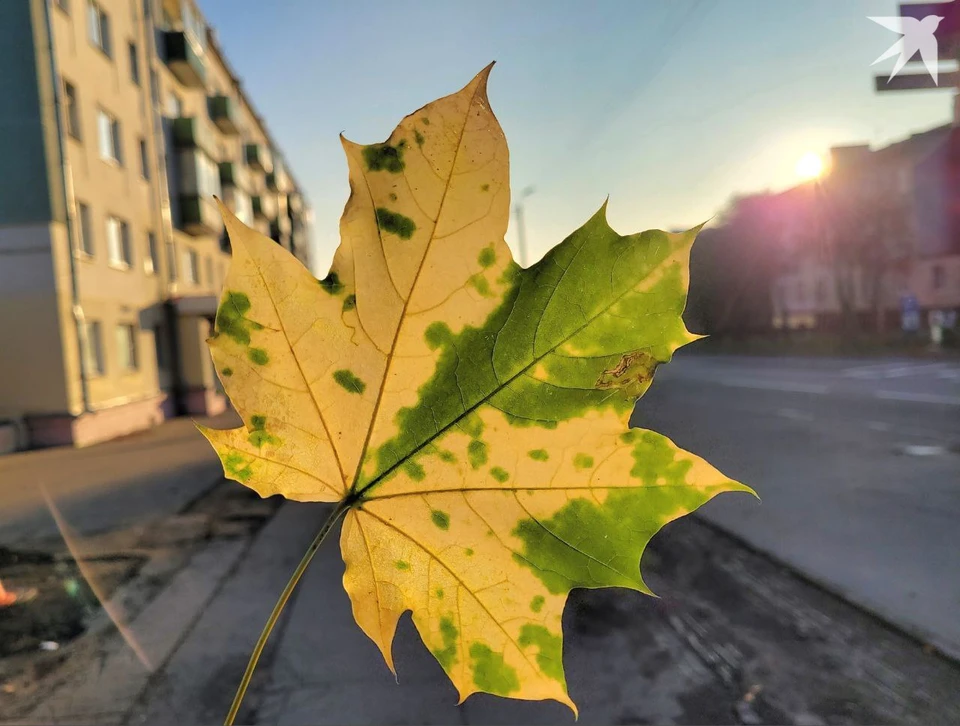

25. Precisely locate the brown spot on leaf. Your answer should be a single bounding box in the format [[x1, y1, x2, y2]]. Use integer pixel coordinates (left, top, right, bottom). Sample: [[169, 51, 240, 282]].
[[596, 351, 659, 397]]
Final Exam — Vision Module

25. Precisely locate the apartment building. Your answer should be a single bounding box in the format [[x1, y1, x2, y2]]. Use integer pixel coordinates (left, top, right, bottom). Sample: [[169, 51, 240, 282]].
[[771, 125, 960, 333], [0, 0, 312, 451]]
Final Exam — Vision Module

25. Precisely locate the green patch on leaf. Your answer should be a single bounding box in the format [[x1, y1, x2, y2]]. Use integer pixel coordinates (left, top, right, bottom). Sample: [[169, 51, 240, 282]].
[[342, 294, 357, 312], [319, 272, 344, 295], [223, 452, 253, 483], [573, 453, 594, 470], [528, 449, 549, 461], [481, 183, 490, 192], [248, 414, 280, 448], [424, 321, 453, 351], [432, 616, 458, 670], [403, 460, 426, 481], [518, 624, 565, 685], [465, 548, 474, 556], [363, 142, 406, 173], [435, 587, 444, 599], [375, 208, 416, 240], [490, 466, 509, 483], [333, 369, 366, 395], [470, 274, 493, 297], [467, 440, 488, 470], [431, 509, 450, 530], [395, 560, 411, 571], [414, 129, 425, 148], [216, 291, 253, 345], [478, 245, 496, 268], [469, 643, 519, 696], [530, 595, 545, 613], [437, 449, 457, 463], [248, 348, 269, 366], [221, 367, 233, 377]]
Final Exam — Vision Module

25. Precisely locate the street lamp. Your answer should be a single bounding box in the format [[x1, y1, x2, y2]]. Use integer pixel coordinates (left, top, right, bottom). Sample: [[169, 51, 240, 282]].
[[514, 185, 535, 267]]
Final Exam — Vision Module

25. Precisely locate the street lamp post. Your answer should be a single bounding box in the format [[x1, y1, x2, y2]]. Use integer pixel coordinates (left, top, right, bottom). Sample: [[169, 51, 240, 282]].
[[514, 186, 535, 267]]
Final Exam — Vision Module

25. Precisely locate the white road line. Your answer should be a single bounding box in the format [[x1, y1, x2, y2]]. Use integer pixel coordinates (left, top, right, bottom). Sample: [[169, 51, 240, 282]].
[[885, 363, 951, 378], [720, 378, 830, 394], [777, 408, 815, 421], [875, 391, 960, 406]]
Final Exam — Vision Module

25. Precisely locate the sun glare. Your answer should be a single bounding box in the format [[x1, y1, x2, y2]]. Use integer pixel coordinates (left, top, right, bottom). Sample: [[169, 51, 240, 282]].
[[795, 151, 825, 181]]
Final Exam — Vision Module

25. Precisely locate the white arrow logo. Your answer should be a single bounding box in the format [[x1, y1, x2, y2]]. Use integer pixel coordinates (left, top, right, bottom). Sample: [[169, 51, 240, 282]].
[[870, 14, 944, 85]]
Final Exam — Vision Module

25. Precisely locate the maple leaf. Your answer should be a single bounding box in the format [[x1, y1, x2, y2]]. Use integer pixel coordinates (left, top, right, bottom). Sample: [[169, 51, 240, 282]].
[[201, 64, 754, 713]]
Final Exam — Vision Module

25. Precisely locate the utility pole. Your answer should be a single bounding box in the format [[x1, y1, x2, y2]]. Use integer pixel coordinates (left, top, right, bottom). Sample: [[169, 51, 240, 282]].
[[514, 186, 535, 266]]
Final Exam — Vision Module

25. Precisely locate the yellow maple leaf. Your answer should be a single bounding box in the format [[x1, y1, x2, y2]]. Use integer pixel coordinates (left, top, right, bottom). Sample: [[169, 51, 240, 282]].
[[201, 65, 754, 715]]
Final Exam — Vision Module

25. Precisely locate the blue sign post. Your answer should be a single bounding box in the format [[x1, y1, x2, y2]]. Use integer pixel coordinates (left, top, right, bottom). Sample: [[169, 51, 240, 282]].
[[900, 294, 920, 333]]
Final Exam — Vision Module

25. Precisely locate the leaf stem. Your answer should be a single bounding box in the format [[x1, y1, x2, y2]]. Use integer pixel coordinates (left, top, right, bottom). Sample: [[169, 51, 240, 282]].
[[223, 498, 352, 726]]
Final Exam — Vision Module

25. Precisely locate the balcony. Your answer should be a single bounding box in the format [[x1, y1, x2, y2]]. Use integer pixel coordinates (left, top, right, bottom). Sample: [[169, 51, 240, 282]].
[[172, 117, 217, 157], [245, 143, 272, 173], [219, 160, 250, 191], [180, 195, 223, 236], [208, 95, 240, 135], [164, 31, 205, 88], [252, 193, 278, 220]]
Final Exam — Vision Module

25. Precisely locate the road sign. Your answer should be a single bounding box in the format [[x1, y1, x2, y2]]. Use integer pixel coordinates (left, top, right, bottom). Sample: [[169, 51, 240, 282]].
[[876, 71, 960, 90], [901, 294, 921, 332]]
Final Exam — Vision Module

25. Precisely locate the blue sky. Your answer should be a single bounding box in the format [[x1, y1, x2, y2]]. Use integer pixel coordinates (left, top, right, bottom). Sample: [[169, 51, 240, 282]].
[[199, 0, 951, 273]]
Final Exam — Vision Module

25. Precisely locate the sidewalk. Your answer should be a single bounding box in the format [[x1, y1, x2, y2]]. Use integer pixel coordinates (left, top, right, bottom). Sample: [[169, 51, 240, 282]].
[[125, 501, 960, 726], [0, 412, 238, 548]]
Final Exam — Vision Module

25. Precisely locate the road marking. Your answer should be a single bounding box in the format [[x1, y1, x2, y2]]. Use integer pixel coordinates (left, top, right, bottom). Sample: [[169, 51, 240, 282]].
[[777, 408, 814, 421], [843, 363, 960, 379], [876, 391, 960, 406], [721, 378, 830, 394], [897, 444, 947, 457]]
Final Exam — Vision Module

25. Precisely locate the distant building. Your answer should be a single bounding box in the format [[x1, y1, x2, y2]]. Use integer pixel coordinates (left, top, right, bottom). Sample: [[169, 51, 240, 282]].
[[0, 0, 312, 451], [771, 125, 960, 333]]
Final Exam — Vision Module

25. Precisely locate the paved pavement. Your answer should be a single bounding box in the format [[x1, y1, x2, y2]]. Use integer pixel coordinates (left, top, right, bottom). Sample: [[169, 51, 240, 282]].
[[632, 353, 960, 659], [0, 412, 237, 548], [7, 354, 959, 724]]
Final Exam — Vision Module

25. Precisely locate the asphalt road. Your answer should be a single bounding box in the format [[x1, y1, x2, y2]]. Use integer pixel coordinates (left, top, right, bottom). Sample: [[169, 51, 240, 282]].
[[632, 352, 960, 660], [0, 413, 236, 549]]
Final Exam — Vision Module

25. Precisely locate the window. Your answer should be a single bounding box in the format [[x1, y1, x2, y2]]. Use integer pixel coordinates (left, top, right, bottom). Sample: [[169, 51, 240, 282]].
[[115, 324, 139, 371], [205, 256, 214, 287], [166, 91, 182, 118], [149, 68, 160, 106], [64, 81, 81, 140], [97, 109, 122, 164], [139, 138, 150, 179], [145, 232, 158, 274], [87, 1, 111, 57], [932, 264, 945, 291], [128, 42, 140, 85], [166, 241, 178, 281], [106, 216, 132, 267], [184, 248, 200, 284], [76, 201, 94, 256], [82, 320, 104, 376]]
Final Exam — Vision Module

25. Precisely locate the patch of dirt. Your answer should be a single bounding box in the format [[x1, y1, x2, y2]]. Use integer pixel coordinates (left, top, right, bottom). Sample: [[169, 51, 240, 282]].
[[0, 550, 143, 660], [0, 480, 282, 719]]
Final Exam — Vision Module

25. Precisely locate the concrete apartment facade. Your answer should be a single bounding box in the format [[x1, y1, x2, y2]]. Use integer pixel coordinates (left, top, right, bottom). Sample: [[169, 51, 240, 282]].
[[0, 0, 312, 452]]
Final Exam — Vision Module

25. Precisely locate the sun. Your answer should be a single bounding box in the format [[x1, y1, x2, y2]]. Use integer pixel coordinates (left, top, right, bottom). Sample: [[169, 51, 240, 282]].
[[795, 151, 825, 181]]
